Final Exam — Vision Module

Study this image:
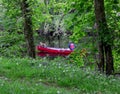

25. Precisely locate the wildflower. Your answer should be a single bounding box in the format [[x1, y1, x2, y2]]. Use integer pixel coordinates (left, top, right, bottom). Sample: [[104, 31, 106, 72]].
[[39, 79, 42, 82], [1, 83, 4, 86], [4, 77, 8, 80], [38, 64, 42, 67], [57, 90, 60, 94], [35, 83, 38, 86], [16, 62, 19, 65]]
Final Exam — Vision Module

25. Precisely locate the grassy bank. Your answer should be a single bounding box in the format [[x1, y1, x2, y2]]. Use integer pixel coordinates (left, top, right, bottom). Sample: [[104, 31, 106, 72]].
[[0, 57, 120, 94]]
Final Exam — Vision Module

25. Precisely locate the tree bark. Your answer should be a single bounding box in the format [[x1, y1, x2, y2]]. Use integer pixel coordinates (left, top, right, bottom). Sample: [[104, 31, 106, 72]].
[[21, 0, 36, 58], [94, 0, 114, 75], [98, 41, 105, 72], [105, 44, 114, 75]]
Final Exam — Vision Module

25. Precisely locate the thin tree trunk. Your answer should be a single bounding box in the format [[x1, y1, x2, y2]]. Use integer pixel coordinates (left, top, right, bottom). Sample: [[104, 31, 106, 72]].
[[94, 0, 106, 72], [58, 35, 61, 48], [21, 0, 36, 58]]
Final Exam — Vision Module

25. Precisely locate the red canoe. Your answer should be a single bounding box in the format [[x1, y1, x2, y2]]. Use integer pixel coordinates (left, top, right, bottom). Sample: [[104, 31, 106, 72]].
[[36, 45, 73, 57]]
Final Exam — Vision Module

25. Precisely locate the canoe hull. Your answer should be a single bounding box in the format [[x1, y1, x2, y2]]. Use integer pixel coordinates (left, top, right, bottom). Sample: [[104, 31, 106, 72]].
[[36, 46, 72, 57]]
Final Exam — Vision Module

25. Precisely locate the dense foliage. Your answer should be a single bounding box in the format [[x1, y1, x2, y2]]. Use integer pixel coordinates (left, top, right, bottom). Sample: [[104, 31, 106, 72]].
[[0, 0, 120, 93]]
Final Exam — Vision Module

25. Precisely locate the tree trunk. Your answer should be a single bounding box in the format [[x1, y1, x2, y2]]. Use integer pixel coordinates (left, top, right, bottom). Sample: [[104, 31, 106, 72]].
[[58, 35, 61, 48], [98, 41, 105, 72], [94, 0, 114, 75], [105, 44, 114, 75], [21, 0, 36, 58]]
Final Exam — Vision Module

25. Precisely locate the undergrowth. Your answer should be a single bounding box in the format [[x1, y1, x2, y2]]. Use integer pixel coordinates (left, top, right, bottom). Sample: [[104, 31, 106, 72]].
[[0, 57, 120, 94], [0, 32, 26, 57]]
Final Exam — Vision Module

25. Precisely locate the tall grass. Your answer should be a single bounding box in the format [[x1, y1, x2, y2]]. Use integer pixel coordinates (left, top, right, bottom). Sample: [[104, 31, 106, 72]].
[[0, 57, 120, 94]]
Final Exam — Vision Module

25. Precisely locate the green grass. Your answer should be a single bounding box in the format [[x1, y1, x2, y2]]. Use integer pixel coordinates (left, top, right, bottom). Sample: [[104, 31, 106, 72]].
[[0, 78, 79, 94], [0, 57, 120, 94]]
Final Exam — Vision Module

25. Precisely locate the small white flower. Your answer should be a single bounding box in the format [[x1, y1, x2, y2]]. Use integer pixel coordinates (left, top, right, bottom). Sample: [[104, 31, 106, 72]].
[[1, 83, 4, 86], [66, 70, 68, 72], [4, 77, 8, 80], [116, 12, 120, 16], [16, 62, 19, 65], [38, 64, 42, 67], [35, 83, 38, 86], [39, 79, 42, 82], [57, 90, 60, 94]]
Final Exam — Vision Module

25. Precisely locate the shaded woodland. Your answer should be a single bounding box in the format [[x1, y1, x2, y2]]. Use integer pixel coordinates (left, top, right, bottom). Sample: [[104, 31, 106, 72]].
[[0, 0, 120, 93], [0, 0, 120, 76]]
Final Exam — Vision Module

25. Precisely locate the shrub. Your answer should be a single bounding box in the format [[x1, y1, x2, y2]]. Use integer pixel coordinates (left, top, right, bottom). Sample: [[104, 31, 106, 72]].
[[0, 32, 26, 57], [68, 49, 88, 67]]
